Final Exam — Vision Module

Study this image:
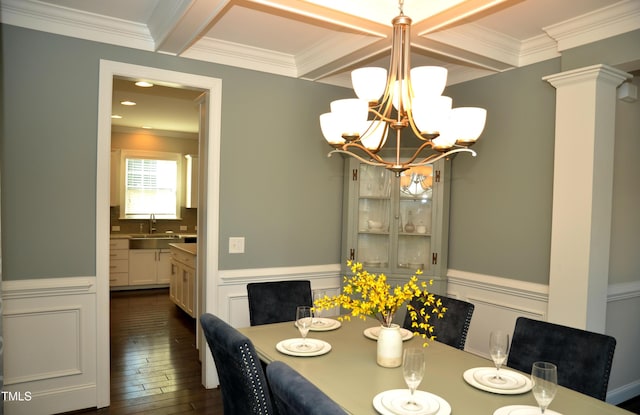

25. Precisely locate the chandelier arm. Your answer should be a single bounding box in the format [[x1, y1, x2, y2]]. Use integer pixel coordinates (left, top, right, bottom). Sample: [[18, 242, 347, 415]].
[[405, 148, 477, 168], [399, 141, 435, 165], [368, 108, 398, 124], [327, 149, 387, 168]]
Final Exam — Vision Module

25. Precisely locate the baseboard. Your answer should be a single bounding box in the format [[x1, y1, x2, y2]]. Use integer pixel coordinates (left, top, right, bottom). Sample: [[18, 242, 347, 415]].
[[608, 379, 640, 405]]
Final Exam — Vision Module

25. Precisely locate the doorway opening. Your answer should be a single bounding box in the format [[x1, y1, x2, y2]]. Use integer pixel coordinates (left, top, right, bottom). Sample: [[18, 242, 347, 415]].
[[97, 60, 222, 408]]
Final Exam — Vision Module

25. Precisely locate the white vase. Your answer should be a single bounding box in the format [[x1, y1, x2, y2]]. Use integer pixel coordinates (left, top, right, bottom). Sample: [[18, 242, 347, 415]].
[[376, 323, 403, 368]]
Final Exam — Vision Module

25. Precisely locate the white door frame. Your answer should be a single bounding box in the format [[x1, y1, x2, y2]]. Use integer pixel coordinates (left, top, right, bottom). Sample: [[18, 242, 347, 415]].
[[96, 60, 221, 407]]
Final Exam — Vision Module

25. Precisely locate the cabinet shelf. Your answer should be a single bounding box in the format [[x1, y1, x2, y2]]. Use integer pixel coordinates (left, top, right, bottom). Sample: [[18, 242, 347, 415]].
[[342, 158, 450, 295]]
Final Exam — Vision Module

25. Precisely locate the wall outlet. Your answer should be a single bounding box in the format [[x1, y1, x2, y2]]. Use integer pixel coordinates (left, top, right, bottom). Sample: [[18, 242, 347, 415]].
[[229, 237, 245, 254], [111, 225, 120, 232], [179, 225, 187, 231]]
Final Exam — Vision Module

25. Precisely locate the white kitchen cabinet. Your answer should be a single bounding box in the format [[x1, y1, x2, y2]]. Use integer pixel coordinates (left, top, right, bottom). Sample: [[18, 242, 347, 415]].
[[169, 244, 196, 317], [129, 249, 171, 286], [109, 238, 129, 287]]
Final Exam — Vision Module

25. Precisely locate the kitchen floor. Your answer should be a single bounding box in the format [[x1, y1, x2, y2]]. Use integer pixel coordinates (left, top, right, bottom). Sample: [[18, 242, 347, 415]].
[[60, 288, 223, 414]]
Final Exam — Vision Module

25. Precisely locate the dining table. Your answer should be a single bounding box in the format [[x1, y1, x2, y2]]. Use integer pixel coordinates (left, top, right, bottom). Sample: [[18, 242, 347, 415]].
[[238, 317, 633, 415]]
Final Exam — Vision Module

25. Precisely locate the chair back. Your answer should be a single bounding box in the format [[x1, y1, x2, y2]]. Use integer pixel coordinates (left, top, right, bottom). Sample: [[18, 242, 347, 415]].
[[199, 313, 275, 415], [266, 361, 346, 415], [403, 294, 474, 350], [247, 280, 312, 326], [507, 316, 616, 401]]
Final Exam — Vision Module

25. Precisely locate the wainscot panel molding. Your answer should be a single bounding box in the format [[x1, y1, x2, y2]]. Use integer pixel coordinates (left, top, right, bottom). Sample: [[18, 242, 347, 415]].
[[605, 280, 640, 404], [447, 269, 640, 405], [446, 269, 549, 360], [2, 277, 98, 415], [217, 264, 342, 331]]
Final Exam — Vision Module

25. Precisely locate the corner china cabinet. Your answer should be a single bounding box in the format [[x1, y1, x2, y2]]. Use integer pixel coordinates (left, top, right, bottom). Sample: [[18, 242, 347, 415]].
[[341, 157, 450, 296]]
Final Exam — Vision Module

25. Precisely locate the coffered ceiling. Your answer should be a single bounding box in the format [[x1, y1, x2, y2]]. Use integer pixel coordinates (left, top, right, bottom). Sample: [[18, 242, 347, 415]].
[[2, 0, 639, 133]]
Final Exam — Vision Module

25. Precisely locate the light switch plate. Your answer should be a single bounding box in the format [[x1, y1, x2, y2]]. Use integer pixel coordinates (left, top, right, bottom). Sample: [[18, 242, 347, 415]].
[[229, 237, 245, 254], [180, 225, 187, 231]]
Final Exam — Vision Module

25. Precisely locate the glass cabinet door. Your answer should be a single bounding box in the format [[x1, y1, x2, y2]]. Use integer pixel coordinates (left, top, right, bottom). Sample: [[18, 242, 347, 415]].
[[397, 165, 434, 274], [357, 164, 392, 268], [343, 157, 449, 293]]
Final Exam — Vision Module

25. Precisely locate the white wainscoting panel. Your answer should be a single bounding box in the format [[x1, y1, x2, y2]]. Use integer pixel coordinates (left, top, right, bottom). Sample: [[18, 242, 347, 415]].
[[605, 281, 640, 404], [2, 277, 97, 415], [447, 269, 548, 358], [447, 269, 640, 405], [217, 264, 342, 328]]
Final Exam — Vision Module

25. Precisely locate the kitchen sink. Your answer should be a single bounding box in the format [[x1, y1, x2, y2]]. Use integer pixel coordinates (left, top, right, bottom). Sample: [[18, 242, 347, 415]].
[[129, 235, 186, 249]]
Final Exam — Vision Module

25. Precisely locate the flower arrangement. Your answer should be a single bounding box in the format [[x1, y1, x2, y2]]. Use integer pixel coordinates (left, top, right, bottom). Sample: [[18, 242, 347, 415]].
[[313, 261, 446, 344]]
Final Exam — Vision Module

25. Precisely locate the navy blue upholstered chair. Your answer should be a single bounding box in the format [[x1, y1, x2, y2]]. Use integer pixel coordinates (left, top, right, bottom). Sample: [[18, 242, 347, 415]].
[[199, 313, 276, 415], [247, 280, 312, 326], [403, 295, 474, 350], [507, 316, 616, 401], [266, 361, 346, 415]]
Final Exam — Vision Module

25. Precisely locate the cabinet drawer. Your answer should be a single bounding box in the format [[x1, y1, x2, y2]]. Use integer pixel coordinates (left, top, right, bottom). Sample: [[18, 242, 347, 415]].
[[110, 259, 129, 273], [109, 272, 129, 287], [110, 250, 129, 261], [110, 239, 129, 250], [171, 251, 196, 268]]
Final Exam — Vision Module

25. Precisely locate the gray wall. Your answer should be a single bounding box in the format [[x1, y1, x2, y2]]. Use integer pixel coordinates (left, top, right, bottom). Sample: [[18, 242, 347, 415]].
[[1, 23, 638, 285], [0, 24, 351, 280], [446, 59, 558, 284], [446, 29, 640, 285]]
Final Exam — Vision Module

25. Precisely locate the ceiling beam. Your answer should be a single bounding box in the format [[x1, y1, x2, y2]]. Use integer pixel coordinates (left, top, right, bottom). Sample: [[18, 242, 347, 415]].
[[151, 0, 233, 55]]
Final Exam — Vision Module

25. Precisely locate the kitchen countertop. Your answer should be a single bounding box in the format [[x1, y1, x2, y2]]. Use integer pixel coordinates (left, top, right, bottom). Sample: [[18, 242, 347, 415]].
[[110, 233, 197, 239], [168, 243, 197, 255]]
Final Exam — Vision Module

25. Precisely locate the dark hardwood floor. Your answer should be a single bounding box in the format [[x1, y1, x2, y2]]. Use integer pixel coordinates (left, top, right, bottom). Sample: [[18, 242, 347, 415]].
[[61, 288, 223, 415]]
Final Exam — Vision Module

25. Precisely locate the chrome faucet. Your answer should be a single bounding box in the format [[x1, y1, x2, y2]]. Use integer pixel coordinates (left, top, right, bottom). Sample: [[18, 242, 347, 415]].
[[149, 213, 156, 234]]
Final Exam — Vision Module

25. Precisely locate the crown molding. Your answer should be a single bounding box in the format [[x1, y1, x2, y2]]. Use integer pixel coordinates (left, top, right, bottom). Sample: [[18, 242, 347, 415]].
[[1, 0, 636, 86], [182, 37, 298, 78], [543, 0, 640, 52], [0, 0, 154, 50], [427, 23, 521, 68]]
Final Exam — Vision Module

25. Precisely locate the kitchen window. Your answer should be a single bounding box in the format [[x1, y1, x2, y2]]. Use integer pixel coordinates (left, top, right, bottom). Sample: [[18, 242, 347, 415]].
[[120, 150, 182, 219]]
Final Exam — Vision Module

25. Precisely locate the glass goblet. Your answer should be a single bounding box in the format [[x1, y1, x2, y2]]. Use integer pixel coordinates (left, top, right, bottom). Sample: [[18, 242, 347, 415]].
[[401, 347, 426, 411], [295, 306, 313, 350], [312, 290, 327, 324], [489, 331, 510, 383], [531, 361, 558, 414]]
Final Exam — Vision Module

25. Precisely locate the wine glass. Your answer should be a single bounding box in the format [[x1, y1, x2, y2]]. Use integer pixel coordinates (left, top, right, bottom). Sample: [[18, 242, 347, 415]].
[[401, 347, 426, 411], [489, 331, 510, 383], [312, 290, 327, 325], [531, 362, 558, 414], [295, 306, 313, 350]]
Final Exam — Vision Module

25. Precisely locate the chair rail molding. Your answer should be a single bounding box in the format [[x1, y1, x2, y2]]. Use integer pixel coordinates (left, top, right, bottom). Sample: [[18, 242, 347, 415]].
[[446, 269, 640, 405]]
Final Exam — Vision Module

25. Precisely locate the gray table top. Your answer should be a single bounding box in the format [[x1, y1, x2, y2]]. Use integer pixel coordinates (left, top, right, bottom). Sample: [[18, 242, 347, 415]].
[[239, 317, 632, 414]]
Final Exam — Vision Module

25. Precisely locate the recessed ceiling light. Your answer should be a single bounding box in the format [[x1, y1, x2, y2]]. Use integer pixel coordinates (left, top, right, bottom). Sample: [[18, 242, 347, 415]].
[[141, 125, 153, 129], [111, 114, 122, 119], [120, 100, 136, 106], [135, 81, 154, 88]]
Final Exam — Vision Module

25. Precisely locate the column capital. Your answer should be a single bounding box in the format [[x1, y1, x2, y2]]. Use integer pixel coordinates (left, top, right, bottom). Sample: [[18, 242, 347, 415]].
[[543, 64, 631, 89]]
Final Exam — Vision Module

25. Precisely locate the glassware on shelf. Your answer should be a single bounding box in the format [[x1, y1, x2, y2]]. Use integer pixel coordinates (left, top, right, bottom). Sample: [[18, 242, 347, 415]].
[[404, 210, 415, 233]]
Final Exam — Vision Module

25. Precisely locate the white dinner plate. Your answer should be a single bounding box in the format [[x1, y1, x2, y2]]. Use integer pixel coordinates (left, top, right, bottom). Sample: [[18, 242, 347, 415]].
[[295, 318, 342, 331], [493, 405, 561, 415], [276, 338, 331, 357], [463, 367, 532, 395], [373, 389, 451, 415], [364, 326, 414, 341]]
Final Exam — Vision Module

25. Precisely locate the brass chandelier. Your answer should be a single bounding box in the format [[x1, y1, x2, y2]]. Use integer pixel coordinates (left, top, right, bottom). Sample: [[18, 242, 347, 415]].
[[320, 0, 487, 176]]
